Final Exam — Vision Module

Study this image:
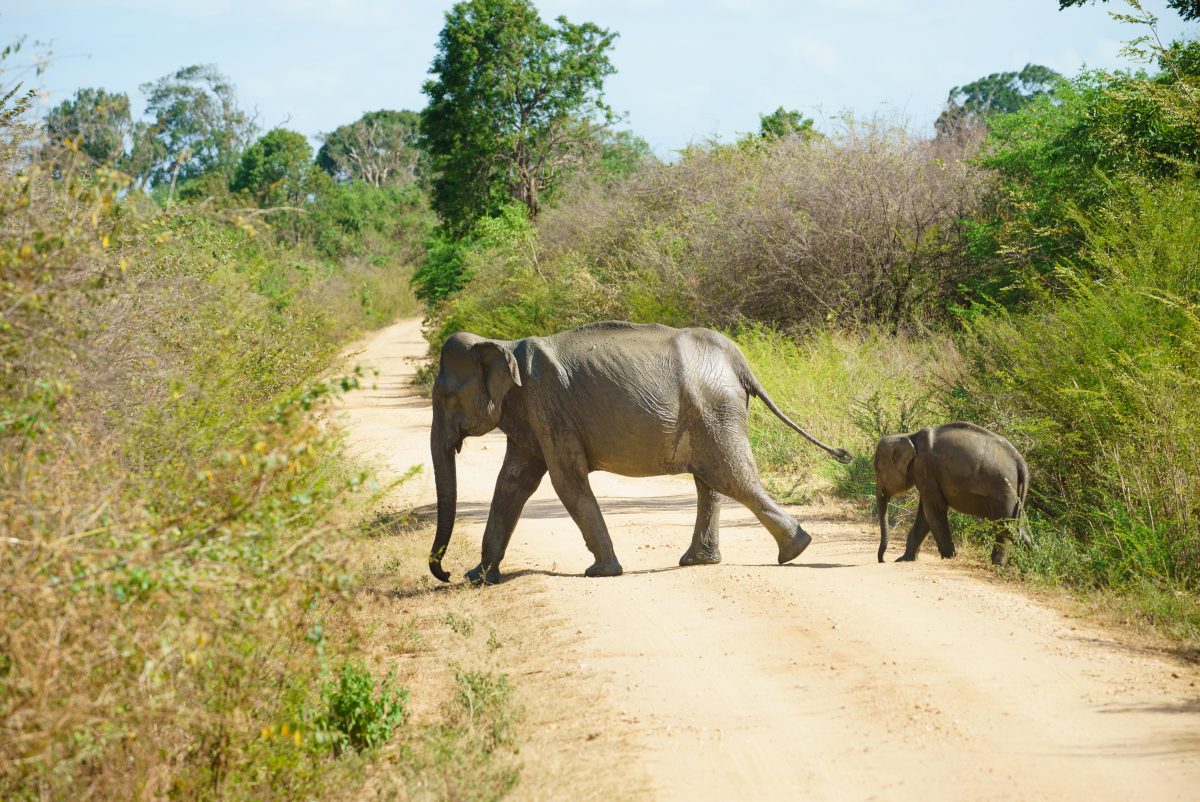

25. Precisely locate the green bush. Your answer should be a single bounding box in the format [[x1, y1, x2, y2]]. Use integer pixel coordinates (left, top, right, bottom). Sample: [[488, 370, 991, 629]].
[[422, 119, 990, 344], [315, 664, 408, 755], [0, 140, 424, 796], [306, 180, 431, 264], [950, 180, 1200, 607], [967, 44, 1200, 303]]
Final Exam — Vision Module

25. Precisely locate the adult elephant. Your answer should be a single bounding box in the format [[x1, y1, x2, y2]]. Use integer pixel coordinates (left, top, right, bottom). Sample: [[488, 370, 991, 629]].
[[428, 321, 852, 584]]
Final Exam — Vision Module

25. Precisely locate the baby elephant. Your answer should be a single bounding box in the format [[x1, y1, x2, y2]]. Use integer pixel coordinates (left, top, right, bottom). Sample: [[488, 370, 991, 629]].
[[874, 421, 1030, 566]]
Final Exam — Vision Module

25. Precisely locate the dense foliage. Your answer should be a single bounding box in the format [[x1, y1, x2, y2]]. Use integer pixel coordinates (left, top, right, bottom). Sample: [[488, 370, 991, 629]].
[[44, 86, 132, 165], [0, 40, 498, 798], [317, 109, 425, 187], [970, 38, 1200, 300], [137, 64, 258, 190], [421, 0, 617, 229], [423, 119, 989, 340]]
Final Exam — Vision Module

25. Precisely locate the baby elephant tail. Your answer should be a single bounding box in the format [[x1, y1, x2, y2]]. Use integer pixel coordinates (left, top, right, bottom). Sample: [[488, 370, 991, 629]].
[[1015, 458, 1031, 548]]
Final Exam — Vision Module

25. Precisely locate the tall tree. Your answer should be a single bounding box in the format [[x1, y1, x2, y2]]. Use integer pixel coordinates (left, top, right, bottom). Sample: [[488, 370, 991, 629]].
[[231, 127, 326, 208], [937, 64, 1061, 133], [139, 64, 257, 191], [1058, 0, 1199, 22], [421, 0, 617, 231], [758, 106, 818, 141], [231, 127, 329, 242], [44, 87, 132, 165], [317, 109, 424, 187]]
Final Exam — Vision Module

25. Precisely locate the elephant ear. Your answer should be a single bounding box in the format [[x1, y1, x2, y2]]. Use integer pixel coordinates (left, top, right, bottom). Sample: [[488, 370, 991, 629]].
[[891, 436, 917, 478], [472, 341, 522, 411]]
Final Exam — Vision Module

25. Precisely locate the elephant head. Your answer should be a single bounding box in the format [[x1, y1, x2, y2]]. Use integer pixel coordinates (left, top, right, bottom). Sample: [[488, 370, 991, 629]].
[[873, 433, 916, 563], [429, 333, 522, 582]]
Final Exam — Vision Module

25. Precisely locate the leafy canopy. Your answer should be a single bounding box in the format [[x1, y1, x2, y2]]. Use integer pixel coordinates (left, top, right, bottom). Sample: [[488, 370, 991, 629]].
[[231, 128, 324, 207], [137, 64, 257, 188], [1058, 0, 1200, 22], [316, 109, 424, 187], [965, 37, 1200, 302], [420, 0, 617, 231], [44, 87, 132, 165], [758, 106, 818, 141], [947, 64, 1062, 118]]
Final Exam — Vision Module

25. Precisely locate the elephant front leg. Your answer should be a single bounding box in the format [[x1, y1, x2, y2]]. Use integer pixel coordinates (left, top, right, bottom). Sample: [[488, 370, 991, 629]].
[[467, 444, 547, 585], [680, 477, 722, 566], [547, 458, 622, 577]]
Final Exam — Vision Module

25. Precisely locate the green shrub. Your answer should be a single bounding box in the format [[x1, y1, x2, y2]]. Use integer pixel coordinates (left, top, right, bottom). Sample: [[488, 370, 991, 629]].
[[422, 119, 990, 344], [950, 180, 1200, 598], [314, 664, 408, 755], [306, 180, 431, 264], [968, 43, 1200, 303]]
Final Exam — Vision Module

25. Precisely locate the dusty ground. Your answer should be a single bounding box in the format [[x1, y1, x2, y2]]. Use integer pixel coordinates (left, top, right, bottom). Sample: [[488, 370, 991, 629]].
[[337, 318, 1200, 802]]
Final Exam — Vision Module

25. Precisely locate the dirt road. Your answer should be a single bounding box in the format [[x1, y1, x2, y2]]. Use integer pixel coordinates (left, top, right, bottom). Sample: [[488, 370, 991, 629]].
[[339, 318, 1200, 801]]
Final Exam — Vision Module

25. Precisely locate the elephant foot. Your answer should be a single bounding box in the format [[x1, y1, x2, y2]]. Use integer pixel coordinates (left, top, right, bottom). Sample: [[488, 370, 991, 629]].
[[990, 544, 1009, 566], [777, 527, 812, 565], [679, 547, 722, 566], [465, 564, 502, 586], [896, 553, 917, 562], [584, 559, 623, 578]]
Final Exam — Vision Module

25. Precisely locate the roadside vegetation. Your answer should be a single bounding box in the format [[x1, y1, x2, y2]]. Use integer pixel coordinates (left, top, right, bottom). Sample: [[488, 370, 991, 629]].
[[0, 33, 521, 801]]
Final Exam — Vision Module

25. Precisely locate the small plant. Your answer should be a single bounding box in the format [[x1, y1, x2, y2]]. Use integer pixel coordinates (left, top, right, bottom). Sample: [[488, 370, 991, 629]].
[[313, 663, 408, 755], [450, 666, 517, 752], [443, 612, 475, 637]]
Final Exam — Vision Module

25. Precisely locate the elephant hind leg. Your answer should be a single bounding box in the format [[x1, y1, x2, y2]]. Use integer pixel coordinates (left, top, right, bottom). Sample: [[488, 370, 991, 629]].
[[700, 466, 810, 565], [680, 477, 722, 566], [977, 496, 1025, 567]]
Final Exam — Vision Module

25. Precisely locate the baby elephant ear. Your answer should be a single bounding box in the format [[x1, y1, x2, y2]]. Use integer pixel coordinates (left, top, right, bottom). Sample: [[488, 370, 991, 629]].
[[891, 436, 917, 474], [472, 341, 521, 408]]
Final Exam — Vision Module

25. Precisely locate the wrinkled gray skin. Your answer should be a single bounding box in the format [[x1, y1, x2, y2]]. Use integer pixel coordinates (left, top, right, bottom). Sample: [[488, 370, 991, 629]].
[[429, 321, 852, 584], [874, 421, 1030, 566]]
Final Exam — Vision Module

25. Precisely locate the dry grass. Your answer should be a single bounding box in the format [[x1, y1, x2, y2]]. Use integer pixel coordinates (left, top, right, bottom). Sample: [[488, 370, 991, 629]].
[[336, 506, 650, 802]]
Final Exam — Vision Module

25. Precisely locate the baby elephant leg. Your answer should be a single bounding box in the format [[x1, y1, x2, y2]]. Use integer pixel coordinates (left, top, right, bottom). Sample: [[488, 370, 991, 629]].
[[922, 491, 956, 559], [898, 499, 930, 561]]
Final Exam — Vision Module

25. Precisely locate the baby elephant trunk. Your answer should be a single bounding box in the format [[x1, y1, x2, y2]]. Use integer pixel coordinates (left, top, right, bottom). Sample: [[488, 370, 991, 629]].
[[877, 491, 891, 563]]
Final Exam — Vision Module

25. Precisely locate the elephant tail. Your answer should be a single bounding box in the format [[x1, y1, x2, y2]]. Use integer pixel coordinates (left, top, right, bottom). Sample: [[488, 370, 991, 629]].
[[1016, 458, 1032, 547], [738, 362, 853, 464]]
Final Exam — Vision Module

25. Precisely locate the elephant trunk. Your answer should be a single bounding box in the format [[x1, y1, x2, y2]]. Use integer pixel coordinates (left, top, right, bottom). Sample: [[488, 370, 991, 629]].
[[877, 491, 890, 563], [429, 414, 457, 582]]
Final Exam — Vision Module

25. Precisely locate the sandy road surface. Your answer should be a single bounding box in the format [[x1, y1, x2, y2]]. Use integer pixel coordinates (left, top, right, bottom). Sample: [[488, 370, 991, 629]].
[[339, 318, 1200, 801]]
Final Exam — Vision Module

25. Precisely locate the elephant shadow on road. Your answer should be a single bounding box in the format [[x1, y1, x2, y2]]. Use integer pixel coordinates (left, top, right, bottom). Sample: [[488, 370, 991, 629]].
[[407, 492, 716, 525]]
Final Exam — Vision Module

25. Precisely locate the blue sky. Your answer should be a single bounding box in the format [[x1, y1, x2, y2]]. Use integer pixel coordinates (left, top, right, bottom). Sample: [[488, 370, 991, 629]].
[[4, 0, 1195, 158]]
